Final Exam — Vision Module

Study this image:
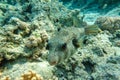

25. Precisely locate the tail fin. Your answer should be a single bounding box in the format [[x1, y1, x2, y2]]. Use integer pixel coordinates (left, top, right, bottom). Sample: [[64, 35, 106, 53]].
[[85, 25, 102, 35]]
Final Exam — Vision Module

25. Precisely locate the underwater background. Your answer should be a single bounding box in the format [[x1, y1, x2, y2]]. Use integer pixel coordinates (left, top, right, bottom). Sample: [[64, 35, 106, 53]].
[[0, 0, 120, 80]]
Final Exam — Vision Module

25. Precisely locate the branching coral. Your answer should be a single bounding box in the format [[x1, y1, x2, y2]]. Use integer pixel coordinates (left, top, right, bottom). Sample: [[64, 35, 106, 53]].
[[1, 71, 43, 80], [0, 14, 50, 63], [25, 36, 40, 48], [24, 29, 49, 59], [9, 17, 31, 37], [20, 70, 43, 80], [10, 17, 30, 30], [25, 30, 49, 48]]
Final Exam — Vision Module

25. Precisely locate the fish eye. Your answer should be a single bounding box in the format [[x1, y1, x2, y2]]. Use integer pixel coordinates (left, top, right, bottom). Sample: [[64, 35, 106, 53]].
[[57, 27, 61, 32], [46, 43, 51, 50], [61, 43, 67, 50], [72, 38, 79, 48]]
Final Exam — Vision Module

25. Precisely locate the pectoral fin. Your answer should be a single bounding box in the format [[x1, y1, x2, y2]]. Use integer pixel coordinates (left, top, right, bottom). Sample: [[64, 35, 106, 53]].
[[72, 36, 85, 48]]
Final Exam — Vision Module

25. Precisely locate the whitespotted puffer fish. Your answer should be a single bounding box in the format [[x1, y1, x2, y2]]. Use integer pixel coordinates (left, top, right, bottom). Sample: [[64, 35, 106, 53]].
[[46, 25, 101, 65]]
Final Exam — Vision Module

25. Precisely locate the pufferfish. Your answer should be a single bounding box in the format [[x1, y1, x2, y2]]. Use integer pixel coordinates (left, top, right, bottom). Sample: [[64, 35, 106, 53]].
[[46, 25, 102, 65]]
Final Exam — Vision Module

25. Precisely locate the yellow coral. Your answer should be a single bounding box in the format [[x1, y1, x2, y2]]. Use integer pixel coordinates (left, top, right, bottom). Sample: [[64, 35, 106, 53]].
[[20, 70, 43, 80], [1, 76, 10, 80], [1, 71, 43, 80]]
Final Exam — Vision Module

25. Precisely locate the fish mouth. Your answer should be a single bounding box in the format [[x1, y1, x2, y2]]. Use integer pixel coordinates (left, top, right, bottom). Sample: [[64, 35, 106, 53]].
[[49, 61, 58, 65]]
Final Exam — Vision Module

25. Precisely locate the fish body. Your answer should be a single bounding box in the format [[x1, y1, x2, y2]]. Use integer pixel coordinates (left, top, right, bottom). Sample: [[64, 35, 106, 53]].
[[47, 25, 101, 65]]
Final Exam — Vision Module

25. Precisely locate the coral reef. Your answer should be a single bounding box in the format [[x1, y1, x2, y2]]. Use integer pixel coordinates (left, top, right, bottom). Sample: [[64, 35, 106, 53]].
[[1, 70, 43, 80], [0, 0, 120, 80], [20, 70, 43, 80], [30, 0, 86, 28], [95, 16, 120, 33], [0, 61, 53, 80], [53, 32, 119, 80], [25, 30, 48, 48], [0, 16, 49, 63]]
